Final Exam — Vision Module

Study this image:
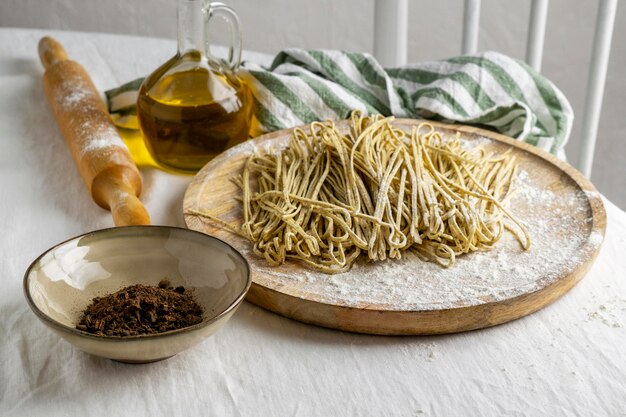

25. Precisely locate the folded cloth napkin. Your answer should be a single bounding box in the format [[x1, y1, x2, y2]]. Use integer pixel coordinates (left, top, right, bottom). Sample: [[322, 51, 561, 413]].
[[106, 49, 573, 157]]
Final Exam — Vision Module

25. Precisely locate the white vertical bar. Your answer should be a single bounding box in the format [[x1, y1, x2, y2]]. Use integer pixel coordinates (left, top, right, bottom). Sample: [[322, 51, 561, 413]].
[[373, 0, 408, 67], [526, 0, 549, 71], [578, 0, 617, 177], [462, 0, 481, 54]]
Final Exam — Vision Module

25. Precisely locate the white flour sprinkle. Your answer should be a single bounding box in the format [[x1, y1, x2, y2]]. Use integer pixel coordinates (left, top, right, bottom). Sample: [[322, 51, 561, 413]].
[[55, 78, 94, 109], [61, 89, 90, 107], [77, 122, 126, 158], [460, 135, 493, 150], [588, 231, 604, 248], [586, 299, 624, 328]]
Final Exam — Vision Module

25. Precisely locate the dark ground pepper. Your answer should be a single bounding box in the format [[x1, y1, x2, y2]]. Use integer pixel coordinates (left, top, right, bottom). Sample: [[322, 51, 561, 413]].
[[76, 280, 204, 336]]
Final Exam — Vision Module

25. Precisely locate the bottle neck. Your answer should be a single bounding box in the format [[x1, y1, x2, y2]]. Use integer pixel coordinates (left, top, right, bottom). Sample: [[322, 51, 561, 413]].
[[177, 0, 205, 55]]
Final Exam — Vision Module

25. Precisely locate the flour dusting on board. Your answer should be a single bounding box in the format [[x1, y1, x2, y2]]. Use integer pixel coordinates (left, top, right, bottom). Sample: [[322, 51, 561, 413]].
[[460, 135, 493, 150], [234, 165, 602, 311]]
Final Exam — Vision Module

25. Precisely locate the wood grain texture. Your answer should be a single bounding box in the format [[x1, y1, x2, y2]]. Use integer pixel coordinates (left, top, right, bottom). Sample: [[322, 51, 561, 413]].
[[39, 36, 150, 226], [184, 119, 606, 335]]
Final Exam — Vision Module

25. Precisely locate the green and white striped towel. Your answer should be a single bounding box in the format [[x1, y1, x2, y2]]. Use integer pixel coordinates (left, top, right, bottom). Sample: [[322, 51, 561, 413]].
[[106, 49, 573, 157]]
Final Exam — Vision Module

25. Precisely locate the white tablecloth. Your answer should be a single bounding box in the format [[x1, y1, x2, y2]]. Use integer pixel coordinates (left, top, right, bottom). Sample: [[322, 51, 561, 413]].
[[1, 28, 625, 416]]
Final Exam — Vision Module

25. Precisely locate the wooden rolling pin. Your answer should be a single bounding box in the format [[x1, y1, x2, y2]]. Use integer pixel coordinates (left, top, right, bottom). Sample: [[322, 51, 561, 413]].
[[39, 36, 150, 226]]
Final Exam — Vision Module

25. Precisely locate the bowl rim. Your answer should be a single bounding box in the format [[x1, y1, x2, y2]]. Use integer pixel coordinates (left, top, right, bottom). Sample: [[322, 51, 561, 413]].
[[23, 225, 251, 341]]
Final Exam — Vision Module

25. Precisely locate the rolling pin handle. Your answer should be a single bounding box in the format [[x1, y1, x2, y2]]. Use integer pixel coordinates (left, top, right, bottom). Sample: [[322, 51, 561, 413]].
[[38, 36, 69, 69], [110, 192, 151, 227], [91, 166, 151, 226]]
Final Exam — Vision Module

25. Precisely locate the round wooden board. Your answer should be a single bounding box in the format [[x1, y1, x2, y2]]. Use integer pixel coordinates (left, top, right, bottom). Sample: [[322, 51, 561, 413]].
[[183, 119, 606, 335]]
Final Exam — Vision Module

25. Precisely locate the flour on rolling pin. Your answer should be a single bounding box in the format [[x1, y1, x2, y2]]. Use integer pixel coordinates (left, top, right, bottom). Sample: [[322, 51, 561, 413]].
[[52, 76, 126, 159]]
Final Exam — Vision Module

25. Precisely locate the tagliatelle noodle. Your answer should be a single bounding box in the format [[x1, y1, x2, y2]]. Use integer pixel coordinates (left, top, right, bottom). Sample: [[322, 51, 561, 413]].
[[189, 111, 530, 273]]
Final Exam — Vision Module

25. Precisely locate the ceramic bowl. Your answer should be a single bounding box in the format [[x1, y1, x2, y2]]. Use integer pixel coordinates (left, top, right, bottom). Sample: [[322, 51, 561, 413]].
[[23, 226, 250, 363]]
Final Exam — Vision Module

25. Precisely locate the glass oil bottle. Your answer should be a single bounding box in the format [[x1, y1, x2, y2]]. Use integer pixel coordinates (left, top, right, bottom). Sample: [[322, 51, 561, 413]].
[[137, 0, 253, 172]]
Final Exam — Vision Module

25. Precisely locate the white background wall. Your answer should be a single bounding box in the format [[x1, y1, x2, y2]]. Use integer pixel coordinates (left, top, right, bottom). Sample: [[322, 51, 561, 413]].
[[2, 0, 625, 208]]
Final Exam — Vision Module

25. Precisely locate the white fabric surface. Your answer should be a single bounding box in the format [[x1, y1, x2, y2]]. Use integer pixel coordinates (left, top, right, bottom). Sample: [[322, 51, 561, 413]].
[[1, 28, 626, 416]]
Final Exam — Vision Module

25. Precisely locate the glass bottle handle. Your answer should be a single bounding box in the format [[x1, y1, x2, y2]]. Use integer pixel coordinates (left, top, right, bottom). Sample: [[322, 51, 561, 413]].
[[204, 2, 242, 71]]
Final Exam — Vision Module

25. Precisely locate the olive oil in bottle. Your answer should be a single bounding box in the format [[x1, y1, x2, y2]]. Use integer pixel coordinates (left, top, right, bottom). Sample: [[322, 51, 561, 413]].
[[137, 1, 253, 172]]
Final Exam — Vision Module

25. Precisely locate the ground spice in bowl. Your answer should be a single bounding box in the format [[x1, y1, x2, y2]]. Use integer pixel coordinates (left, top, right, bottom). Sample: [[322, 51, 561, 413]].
[[76, 280, 204, 336]]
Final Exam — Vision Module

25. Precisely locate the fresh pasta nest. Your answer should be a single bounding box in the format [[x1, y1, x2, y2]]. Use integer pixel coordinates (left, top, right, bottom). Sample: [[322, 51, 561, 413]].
[[192, 112, 530, 273]]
